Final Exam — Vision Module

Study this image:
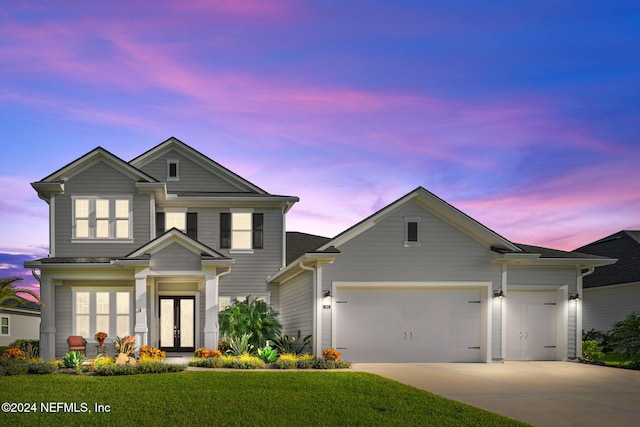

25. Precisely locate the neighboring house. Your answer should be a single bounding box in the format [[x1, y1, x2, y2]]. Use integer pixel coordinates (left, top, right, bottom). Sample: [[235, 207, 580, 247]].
[[575, 231, 640, 333], [0, 301, 41, 346], [26, 137, 615, 362]]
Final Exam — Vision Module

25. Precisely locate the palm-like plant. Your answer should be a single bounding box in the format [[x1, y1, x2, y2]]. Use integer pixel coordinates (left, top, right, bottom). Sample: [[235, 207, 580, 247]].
[[0, 277, 44, 311], [219, 297, 281, 350]]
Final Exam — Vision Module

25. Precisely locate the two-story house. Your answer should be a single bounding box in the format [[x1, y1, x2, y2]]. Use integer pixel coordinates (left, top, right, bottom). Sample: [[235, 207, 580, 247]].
[[27, 137, 615, 362]]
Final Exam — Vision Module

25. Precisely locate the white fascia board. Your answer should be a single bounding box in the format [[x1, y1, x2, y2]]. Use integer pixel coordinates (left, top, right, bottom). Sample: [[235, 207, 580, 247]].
[[267, 252, 341, 284], [128, 231, 218, 258], [493, 256, 617, 267], [31, 182, 64, 202]]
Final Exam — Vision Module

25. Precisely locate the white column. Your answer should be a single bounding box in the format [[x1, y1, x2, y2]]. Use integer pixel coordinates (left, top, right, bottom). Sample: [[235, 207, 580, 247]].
[[134, 270, 148, 346], [204, 273, 219, 349], [315, 265, 323, 358], [576, 268, 584, 359], [39, 276, 56, 360]]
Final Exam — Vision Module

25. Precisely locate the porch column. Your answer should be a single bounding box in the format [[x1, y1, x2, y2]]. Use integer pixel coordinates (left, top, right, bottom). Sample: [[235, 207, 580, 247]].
[[204, 273, 219, 349], [39, 275, 56, 360], [134, 269, 148, 347]]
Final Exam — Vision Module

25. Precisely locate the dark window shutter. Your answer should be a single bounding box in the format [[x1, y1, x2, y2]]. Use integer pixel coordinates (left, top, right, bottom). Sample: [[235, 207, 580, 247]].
[[220, 213, 231, 249], [156, 212, 165, 237], [186, 212, 198, 240], [252, 213, 264, 249], [407, 222, 418, 242]]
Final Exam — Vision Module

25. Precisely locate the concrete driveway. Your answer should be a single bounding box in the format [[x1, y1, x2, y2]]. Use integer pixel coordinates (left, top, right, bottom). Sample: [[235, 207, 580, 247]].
[[353, 362, 640, 427]]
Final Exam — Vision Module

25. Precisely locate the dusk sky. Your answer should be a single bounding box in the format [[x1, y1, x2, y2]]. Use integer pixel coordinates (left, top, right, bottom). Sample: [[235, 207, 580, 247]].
[[1, 1, 639, 297]]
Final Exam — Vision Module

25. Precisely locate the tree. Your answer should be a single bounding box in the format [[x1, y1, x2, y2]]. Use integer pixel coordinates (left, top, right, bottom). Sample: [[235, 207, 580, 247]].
[[609, 312, 640, 367], [0, 277, 44, 311]]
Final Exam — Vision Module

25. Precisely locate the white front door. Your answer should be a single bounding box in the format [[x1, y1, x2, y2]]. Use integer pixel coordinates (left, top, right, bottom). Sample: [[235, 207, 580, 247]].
[[506, 291, 557, 360], [335, 287, 484, 362]]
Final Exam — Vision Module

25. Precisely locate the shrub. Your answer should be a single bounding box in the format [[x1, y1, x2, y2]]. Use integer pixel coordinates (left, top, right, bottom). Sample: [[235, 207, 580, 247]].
[[188, 357, 225, 368], [583, 329, 613, 352], [219, 298, 282, 349], [296, 354, 315, 369], [93, 356, 114, 368], [229, 353, 265, 369], [62, 351, 84, 369], [226, 333, 254, 356], [335, 360, 353, 369], [115, 336, 136, 357], [27, 362, 56, 374], [0, 360, 29, 376], [274, 353, 298, 369], [96, 362, 186, 376], [609, 312, 640, 365], [272, 330, 312, 355], [257, 346, 278, 363], [3, 347, 26, 360], [218, 338, 231, 354], [582, 340, 605, 362], [313, 358, 336, 370], [322, 348, 341, 362], [13, 339, 40, 359], [194, 347, 222, 359], [138, 345, 166, 361]]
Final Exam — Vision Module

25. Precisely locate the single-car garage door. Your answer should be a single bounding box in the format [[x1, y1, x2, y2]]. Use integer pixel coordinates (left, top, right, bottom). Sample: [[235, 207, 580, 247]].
[[334, 286, 484, 362]]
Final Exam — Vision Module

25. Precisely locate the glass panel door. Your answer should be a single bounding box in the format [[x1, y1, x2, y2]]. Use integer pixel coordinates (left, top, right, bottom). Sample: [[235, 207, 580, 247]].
[[159, 296, 196, 352]]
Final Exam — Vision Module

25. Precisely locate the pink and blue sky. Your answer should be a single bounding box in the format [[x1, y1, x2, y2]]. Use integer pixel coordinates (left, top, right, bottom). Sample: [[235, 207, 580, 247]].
[[1, 1, 639, 298]]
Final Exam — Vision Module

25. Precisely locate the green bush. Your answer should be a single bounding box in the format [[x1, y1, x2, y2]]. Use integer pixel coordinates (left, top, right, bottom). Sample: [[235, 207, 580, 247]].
[[96, 362, 186, 376], [272, 330, 312, 355], [609, 312, 640, 365], [12, 339, 40, 359], [335, 360, 353, 369], [219, 298, 282, 349], [229, 353, 265, 369], [257, 346, 278, 363], [296, 354, 315, 369], [226, 333, 254, 356], [188, 357, 226, 368], [313, 358, 336, 370], [274, 353, 298, 369], [27, 362, 56, 375], [0, 360, 29, 376], [582, 340, 605, 362], [62, 351, 84, 369]]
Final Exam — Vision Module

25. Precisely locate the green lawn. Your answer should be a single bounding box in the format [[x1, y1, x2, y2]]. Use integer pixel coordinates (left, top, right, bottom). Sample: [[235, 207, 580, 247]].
[[0, 371, 528, 426]]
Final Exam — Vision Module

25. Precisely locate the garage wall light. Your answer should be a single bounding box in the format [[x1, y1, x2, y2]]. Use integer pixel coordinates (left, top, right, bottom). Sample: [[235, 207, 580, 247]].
[[569, 293, 580, 301], [323, 290, 332, 309], [493, 289, 505, 298]]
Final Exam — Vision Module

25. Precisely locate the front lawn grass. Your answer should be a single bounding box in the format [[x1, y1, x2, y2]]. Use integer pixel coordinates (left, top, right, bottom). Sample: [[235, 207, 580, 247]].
[[0, 371, 528, 426]]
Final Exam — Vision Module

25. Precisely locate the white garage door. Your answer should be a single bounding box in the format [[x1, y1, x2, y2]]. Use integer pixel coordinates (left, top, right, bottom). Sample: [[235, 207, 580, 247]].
[[506, 291, 558, 361], [335, 287, 484, 362]]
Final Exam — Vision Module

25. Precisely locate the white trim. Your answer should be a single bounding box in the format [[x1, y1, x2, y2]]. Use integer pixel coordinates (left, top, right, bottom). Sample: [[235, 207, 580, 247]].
[[404, 216, 421, 247], [50, 196, 56, 257], [71, 287, 134, 343], [331, 281, 492, 363]]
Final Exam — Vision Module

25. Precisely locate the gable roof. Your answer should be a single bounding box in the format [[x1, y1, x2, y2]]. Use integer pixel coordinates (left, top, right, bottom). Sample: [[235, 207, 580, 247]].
[[317, 186, 522, 253], [129, 137, 267, 194], [575, 230, 640, 288], [32, 146, 158, 202], [125, 228, 230, 260]]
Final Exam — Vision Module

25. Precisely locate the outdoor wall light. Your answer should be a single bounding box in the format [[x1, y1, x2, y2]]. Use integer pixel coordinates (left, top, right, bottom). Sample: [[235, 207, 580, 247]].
[[569, 293, 580, 301], [493, 289, 505, 298], [323, 290, 332, 309]]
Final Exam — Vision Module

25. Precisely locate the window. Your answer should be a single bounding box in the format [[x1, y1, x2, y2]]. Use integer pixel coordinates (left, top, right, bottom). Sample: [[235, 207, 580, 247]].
[[220, 212, 264, 251], [404, 216, 421, 247], [156, 211, 197, 239], [72, 197, 132, 240], [1, 316, 9, 335], [73, 289, 132, 339], [167, 160, 179, 181]]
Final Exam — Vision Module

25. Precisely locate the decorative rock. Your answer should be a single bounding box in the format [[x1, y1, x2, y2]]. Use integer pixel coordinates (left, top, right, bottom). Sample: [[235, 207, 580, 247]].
[[115, 353, 129, 365]]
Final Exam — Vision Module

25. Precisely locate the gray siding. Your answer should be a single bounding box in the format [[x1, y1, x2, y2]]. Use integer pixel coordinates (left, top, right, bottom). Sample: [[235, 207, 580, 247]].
[[0, 312, 40, 346], [279, 271, 313, 338], [54, 160, 151, 257], [55, 284, 72, 358], [320, 200, 502, 350], [508, 267, 577, 289], [583, 282, 640, 333], [150, 243, 202, 271], [137, 149, 244, 193]]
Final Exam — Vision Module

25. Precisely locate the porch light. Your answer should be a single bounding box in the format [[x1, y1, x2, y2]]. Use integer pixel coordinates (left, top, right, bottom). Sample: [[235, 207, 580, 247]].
[[569, 293, 580, 301], [493, 289, 505, 298], [323, 290, 331, 309]]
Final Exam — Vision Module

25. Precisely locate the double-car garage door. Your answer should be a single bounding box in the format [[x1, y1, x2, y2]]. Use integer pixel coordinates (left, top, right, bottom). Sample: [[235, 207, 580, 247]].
[[334, 286, 484, 362]]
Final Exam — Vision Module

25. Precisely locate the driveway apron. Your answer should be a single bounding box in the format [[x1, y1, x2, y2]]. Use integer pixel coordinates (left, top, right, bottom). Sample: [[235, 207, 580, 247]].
[[353, 361, 640, 427]]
